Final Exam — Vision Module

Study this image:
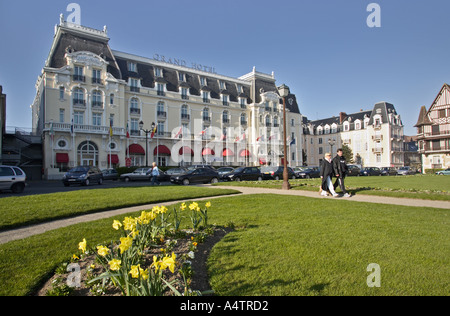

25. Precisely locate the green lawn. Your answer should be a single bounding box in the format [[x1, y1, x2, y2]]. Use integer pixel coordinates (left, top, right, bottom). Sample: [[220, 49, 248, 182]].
[[214, 175, 450, 201], [0, 186, 239, 231], [0, 193, 448, 296]]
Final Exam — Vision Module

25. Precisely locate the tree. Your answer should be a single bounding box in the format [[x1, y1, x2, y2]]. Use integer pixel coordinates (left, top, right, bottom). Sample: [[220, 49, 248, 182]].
[[342, 144, 354, 164]]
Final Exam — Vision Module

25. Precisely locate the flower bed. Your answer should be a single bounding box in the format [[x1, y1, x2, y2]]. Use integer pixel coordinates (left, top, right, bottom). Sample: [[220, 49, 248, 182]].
[[39, 201, 227, 296]]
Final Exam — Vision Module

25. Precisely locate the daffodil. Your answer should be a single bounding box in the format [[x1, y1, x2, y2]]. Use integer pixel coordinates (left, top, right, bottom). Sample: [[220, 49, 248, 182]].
[[161, 253, 176, 273], [112, 220, 122, 230], [205, 201, 211, 208], [131, 230, 139, 239], [123, 217, 137, 231], [97, 245, 109, 257], [160, 205, 168, 214], [78, 238, 87, 253], [72, 254, 79, 260], [189, 202, 199, 211], [108, 259, 121, 271], [180, 203, 187, 211], [119, 236, 133, 254], [129, 264, 141, 279]]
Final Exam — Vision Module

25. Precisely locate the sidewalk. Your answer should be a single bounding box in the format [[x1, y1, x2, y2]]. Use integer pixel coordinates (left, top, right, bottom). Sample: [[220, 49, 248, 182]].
[[1, 185, 448, 245]]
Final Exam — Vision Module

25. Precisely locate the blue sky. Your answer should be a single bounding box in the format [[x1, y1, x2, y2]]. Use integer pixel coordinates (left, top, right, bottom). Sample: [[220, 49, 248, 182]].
[[1, 0, 450, 136]]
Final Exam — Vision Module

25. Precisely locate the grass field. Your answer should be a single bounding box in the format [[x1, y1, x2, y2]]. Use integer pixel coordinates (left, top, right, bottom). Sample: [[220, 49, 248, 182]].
[[0, 192, 448, 296], [214, 175, 450, 201], [0, 186, 239, 231]]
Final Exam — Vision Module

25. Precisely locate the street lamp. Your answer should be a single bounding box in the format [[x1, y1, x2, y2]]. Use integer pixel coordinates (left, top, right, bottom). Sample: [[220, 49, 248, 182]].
[[139, 121, 155, 168], [278, 84, 291, 190], [328, 138, 336, 155]]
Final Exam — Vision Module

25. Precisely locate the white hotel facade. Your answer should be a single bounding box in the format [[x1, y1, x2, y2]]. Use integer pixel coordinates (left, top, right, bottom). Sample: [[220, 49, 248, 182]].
[[32, 18, 305, 179]]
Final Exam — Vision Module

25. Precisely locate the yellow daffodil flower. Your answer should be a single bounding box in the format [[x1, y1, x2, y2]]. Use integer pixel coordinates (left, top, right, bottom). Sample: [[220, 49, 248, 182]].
[[123, 217, 137, 231], [119, 236, 133, 254], [180, 203, 187, 211], [112, 220, 122, 230], [129, 265, 141, 278], [78, 238, 87, 253], [205, 202, 211, 208], [97, 245, 109, 257], [108, 259, 121, 271], [189, 202, 199, 211]]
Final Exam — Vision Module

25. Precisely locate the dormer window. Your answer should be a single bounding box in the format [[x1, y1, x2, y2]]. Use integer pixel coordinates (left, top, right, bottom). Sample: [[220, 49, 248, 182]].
[[219, 81, 226, 90], [128, 62, 137, 72], [200, 77, 207, 86], [155, 68, 163, 77], [178, 72, 185, 82], [237, 84, 243, 93]]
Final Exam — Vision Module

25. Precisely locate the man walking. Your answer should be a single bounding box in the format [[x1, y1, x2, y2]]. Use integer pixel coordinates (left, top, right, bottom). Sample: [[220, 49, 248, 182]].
[[332, 148, 351, 197]]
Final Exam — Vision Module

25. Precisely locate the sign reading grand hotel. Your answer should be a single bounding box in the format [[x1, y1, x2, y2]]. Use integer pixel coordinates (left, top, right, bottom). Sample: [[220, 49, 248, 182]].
[[153, 53, 217, 74]]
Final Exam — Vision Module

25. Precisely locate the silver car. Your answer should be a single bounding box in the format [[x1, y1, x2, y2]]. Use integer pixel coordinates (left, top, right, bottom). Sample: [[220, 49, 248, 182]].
[[0, 165, 26, 193], [120, 168, 152, 182]]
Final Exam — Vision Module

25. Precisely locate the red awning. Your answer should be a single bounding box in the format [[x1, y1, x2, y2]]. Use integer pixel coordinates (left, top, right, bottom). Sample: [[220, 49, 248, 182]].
[[107, 154, 119, 164], [240, 149, 251, 157], [222, 148, 234, 157], [259, 158, 267, 165], [56, 153, 69, 163], [202, 148, 215, 156], [179, 146, 194, 156], [154, 145, 171, 156], [127, 144, 145, 155]]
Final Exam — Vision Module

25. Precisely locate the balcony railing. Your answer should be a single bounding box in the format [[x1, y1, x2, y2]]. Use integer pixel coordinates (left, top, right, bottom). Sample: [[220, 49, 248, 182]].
[[181, 114, 190, 121], [44, 122, 125, 136], [157, 111, 167, 120], [92, 78, 103, 85], [130, 86, 140, 93], [91, 101, 104, 108], [73, 99, 86, 107], [73, 75, 85, 82], [157, 90, 166, 96], [130, 108, 141, 115]]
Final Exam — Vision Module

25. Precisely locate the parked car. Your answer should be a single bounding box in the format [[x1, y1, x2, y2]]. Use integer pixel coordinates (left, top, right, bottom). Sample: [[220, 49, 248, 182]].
[[102, 168, 119, 181], [120, 168, 152, 182], [296, 167, 320, 179], [63, 166, 103, 186], [186, 164, 216, 171], [261, 166, 296, 180], [360, 167, 382, 176], [165, 168, 189, 177], [170, 168, 219, 185], [436, 168, 450, 175], [293, 167, 308, 177], [224, 167, 262, 182], [397, 166, 416, 176], [0, 165, 27, 193], [346, 164, 361, 177], [381, 167, 397, 176], [217, 167, 234, 180]]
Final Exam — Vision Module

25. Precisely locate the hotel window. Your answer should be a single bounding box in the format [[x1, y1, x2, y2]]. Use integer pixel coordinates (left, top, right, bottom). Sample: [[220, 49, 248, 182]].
[[343, 122, 349, 131], [319, 147, 323, 155], [181, 104, 189, 120], [155, 68, 163, 77], [74, 111, 84, 125], [200, 77, 207, 86], [92, 112, 102, 126], [178, 72, 185, 82], [291, 119, 295, 127], [110, 94, 114, 105], [130, 98, 140, 114], [237, 84, 243, 93], [265, 116, 271, 127], [130, 119, 139, 135], [130, 78, 140, 92], [202, 91, 210, 103], [319, 138, 323, 144], [128, 62, 137, 72], [92, 90, 103, 108], [222, 94, 229, 106], [240, 98, 246, 109], [92, 69, 102, 84], [355, 122, 361, 130], [109, 114, 114, 127], [273, 117, 279, 127], [73, 88, 85, 106], [157, 83, 165, 96], [181, 87, 189, 100], [222, 111, 229, 124], [157, 122, 165, 136], [219, 81, 226, 90], [73, 66, 84, 82], [241, 113, 247, 126], [59, 109, 65, 123], [202, 108, 210, 122], [59, 86, 65, 100], [157, 101, 166, 119]]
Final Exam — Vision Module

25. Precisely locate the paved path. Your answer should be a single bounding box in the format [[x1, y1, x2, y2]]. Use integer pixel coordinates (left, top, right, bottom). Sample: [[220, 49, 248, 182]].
[[1, 185, 448, 245]]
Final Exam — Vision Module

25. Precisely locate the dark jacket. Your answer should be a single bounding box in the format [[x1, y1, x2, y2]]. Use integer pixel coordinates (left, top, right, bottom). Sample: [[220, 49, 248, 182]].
[[332, 155, 348, 178], [320, 158, 334, 190]]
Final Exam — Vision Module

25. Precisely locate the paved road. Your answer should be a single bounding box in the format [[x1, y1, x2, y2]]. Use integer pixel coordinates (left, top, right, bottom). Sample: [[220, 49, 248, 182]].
[[0, 179, 174, 198]]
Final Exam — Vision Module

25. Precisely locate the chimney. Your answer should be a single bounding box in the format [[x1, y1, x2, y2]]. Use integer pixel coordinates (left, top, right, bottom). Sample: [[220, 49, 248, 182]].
[[339, 112, 347, 124]]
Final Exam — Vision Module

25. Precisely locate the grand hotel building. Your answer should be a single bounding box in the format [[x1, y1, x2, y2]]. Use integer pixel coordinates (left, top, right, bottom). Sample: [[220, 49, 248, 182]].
[[32, 18, 304, 179]]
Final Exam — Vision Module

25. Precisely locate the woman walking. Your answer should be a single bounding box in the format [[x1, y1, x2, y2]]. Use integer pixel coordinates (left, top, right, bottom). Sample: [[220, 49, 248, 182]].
[[320, 153, 339, 197]]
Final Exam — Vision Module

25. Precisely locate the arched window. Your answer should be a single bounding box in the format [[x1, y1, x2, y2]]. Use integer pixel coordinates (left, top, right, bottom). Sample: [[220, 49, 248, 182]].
[[92, 90, 103, 108], [130, 98, 140, 115], [77, 141, 99, 167], [73, 88, 85, 106], [241, 113, 247, 126], [202, 107, 210, 122], [222, 110, 229, 124]]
